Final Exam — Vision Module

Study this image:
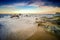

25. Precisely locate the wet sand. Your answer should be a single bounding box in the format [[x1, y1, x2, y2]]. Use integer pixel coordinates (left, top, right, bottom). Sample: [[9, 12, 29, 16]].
[[27, 27, 58, 40]]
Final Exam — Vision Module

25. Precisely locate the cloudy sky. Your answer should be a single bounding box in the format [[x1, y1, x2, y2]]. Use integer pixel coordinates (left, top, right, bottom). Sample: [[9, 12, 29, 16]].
[[0, 0, 60, 14]]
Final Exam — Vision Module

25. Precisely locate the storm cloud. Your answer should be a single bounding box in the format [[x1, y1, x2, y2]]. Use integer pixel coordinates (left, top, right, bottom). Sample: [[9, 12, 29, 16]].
[[0, 0, 60, 7]]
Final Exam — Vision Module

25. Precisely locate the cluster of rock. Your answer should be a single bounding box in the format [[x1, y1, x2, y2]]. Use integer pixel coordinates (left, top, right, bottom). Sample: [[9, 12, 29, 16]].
[[35, 17, 60, 35], [10, 14, 21, 18]]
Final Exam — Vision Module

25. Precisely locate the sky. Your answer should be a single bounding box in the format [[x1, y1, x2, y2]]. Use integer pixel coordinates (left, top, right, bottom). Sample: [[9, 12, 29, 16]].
[[0, 0, 60, 14]]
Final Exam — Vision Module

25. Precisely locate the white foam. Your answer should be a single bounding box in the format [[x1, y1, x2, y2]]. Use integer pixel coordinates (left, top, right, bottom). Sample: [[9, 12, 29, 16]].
[[0, 16, 37, 40]]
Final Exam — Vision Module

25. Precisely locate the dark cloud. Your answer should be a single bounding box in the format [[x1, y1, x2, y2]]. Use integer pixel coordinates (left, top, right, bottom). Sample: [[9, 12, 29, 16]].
[[0, 0, 60, 7], [31, 0, 60, 7], [0, 0, 31, 6], [42, 0, 60, 7]]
